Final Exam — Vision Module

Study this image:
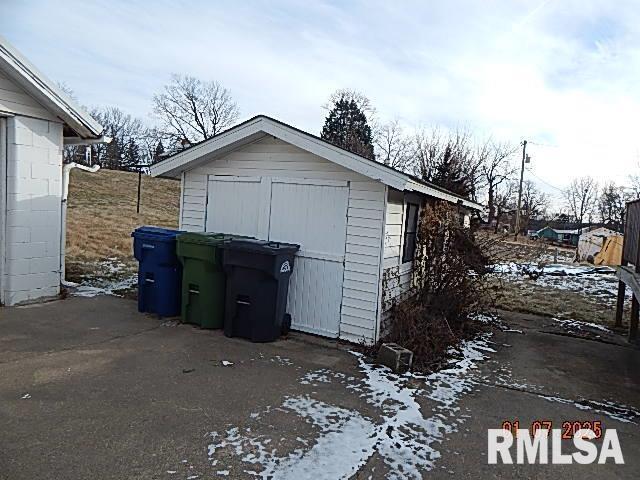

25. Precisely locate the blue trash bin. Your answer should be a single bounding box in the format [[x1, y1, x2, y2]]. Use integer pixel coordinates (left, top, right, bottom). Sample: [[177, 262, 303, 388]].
[[132, 226, 183, 316]]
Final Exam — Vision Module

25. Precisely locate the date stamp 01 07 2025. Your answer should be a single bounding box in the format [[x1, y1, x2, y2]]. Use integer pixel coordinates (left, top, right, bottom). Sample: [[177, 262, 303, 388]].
[[501, 419, 604, 439]]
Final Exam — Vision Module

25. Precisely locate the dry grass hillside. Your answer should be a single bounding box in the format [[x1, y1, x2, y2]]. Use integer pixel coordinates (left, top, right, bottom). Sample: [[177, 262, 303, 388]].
[[66, 168, 180, 279]]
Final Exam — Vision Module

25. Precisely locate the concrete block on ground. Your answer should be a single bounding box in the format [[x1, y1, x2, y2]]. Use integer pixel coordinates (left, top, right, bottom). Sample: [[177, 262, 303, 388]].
[[377, 342, 414, 373]]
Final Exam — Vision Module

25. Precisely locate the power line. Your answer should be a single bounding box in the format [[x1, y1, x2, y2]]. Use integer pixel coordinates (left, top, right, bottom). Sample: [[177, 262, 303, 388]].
[[524, 167, 565, 192], [527, 141, 558, 148]]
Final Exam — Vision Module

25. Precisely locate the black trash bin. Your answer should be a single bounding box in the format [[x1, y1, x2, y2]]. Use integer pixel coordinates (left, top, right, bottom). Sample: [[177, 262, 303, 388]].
[[221, 239, 300, 342]]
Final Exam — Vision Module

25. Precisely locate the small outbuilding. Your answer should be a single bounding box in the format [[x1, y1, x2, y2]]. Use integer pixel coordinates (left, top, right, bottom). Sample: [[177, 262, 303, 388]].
[[0, 36, 106, 306], [151, 115, 481, 343], [537, 226, 580, 246], [577, 226, 621, 263]]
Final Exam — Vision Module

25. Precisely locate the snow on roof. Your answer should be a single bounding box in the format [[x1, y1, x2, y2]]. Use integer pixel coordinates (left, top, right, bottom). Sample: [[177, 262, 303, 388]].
[[537, 227, 580, 235], [554, 229, 580, 235]]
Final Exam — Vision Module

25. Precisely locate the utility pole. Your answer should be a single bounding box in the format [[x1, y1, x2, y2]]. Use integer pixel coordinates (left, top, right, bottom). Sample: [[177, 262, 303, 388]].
[[514, 140, 527, 240]]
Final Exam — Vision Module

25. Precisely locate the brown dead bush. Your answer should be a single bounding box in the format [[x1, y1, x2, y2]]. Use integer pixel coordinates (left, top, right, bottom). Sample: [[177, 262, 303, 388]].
[[380, 202, 494, 371]]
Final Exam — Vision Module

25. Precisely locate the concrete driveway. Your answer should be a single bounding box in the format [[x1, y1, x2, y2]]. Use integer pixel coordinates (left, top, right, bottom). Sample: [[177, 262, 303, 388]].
[[0, 296, 639, 479]]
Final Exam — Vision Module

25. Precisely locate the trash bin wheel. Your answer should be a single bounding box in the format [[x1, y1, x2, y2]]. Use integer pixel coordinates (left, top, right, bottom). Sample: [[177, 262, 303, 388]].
[[282, 313, 292, 335]]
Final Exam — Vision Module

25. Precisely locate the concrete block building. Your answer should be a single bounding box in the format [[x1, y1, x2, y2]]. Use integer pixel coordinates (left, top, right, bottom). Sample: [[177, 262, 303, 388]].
[[0, 35, 105, 305]]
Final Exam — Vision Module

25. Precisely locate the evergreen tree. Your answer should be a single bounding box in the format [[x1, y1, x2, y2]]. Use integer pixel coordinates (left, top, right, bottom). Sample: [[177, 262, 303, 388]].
[[153, 140, 165, 163], [122, 138, 140, 171], [321, 98, 375, 160], [104, 137, 121, 170], [430, 144, 474, 198]]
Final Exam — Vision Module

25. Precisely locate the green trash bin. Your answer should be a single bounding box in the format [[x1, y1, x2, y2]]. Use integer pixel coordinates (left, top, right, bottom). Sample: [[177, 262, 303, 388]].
[[176, 232, 228, 329]]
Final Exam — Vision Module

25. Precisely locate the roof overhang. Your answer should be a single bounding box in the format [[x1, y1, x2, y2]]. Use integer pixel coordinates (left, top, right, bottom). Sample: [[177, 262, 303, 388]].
[[0, 35, 104, 140], [150, 115, 483, 211]]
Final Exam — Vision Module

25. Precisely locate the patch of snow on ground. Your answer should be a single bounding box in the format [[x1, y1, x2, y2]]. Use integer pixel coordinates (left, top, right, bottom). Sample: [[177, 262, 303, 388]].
[[72, 274, 137, 298], [271, 355, 293, 366], [206, 333, 495, 479], [473, 313, 522, 333], [491, 262, 629, 305], [69, 259, 137, 298], [481, 363, 639, 425], [552, 317, 611, 333], [539, 395, 640, 424], [299, 369, 333, 385], [262, 397, 376, 479]]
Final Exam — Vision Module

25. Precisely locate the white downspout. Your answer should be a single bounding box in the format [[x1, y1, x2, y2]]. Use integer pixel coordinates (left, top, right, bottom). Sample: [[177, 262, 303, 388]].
[[60, 161, 100, 287]]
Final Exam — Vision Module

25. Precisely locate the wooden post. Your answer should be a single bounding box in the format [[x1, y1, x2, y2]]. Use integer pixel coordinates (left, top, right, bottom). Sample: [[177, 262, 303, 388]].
[[136, 167, 142, 214], [616, 204, 631, 331], [632, 207, 640, 342], [630, 296, 639, 342], [615, 281, 626, 328]]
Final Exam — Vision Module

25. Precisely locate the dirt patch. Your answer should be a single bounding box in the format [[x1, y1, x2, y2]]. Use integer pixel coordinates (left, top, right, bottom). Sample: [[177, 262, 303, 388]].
[[479, 231, 575, 264], [489, 278, 620, 325]]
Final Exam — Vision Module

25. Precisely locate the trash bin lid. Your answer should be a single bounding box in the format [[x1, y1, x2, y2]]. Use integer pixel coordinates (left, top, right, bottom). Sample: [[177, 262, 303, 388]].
[[132, 226, 183, 241], [223, 238, 300, 255], [177, 232, 229, 246]]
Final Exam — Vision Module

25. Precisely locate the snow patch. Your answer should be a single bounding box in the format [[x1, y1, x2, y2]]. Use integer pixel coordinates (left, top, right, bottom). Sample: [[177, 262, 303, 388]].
[[206, 333, 495, 479], [540, 395, 640, 424], [552, 317, 611, 333], [491, 261, 629, 306], [299, 369, 333, 385]]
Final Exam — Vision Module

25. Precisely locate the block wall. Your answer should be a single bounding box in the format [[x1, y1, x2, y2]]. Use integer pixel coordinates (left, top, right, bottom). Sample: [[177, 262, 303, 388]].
[[3, 115, 63, 305]]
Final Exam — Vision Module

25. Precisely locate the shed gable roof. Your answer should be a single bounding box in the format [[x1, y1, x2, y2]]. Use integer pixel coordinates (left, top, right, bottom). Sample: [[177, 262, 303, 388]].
[[150, 115, 482, 210], [0, 35, 104, 140]]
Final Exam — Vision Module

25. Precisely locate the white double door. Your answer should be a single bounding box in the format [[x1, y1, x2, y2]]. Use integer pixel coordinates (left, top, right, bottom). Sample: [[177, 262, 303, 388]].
[[205, 176, 348, 337]]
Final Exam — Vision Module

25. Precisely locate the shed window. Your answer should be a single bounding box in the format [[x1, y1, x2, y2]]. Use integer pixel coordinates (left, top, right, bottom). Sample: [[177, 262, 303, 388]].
[[402, 202, 419, 263]]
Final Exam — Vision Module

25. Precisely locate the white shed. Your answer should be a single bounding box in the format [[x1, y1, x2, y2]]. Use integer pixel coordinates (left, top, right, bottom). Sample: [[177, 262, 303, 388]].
[[577, 226, 620, 262], [150, 116, 481, 343], [0, 36, 106, 306]]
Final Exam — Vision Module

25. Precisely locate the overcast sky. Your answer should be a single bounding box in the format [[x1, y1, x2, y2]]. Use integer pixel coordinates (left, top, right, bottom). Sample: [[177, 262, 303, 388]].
[[1, 0, 638, 205]]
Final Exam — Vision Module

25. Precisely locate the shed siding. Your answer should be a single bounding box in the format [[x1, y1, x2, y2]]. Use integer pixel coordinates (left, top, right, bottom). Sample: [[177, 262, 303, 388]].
[[340, 181, 386, 344], [178, 136, 385, 343], [381, 189, 416, 323], [0, 69, 58, 121], [180, 171, 207, 231], [190, 136, 372, 181]]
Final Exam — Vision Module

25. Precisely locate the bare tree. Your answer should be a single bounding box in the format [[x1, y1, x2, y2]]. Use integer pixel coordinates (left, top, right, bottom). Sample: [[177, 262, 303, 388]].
[[152, 74, 239, 144], [493, 181, 516, 233], [564, 176, 598, 229], [412, 127, 482, 199], [83, 106, 149, 170], [480, 140, 517, 225], [323, 88, 376, 117], [520, 180, 549, 230], [628, 174, 640, 199], [413, 127, 443, 181], [374, 119, 412, 171]]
